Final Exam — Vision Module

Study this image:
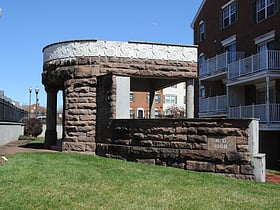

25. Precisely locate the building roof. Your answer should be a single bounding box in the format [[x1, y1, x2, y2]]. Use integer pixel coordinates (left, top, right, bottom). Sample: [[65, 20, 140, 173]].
[[191, 0, 206, 29]]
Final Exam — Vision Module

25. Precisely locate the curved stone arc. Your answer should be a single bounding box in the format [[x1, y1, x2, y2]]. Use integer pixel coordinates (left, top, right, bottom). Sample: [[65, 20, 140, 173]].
[[43, 40, 197, 63]]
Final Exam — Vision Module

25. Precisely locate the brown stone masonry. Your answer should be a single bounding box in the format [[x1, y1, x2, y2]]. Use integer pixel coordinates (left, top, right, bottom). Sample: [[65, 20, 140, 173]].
[[96, 118, 257, 180], [42, 56, 196, 152]]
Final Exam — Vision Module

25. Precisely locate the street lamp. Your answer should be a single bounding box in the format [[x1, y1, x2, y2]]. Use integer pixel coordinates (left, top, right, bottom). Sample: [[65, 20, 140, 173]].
[[28, 87, 32, 118], [35, 87, 39, 117]]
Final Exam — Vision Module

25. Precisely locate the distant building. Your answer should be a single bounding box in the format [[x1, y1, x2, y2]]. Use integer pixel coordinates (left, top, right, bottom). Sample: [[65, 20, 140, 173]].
[[129, 82, 187, 119], [163, 82, 186, 117], [130, 90, 163, 119], [192, 0, 280, 170]]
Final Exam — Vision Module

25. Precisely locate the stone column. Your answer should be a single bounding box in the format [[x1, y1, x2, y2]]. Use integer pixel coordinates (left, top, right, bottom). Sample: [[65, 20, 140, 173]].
[[62, 90, 65, 140], [186, 79, 194, 118], [44, 87, 58, 148], [149, 91, 155, 119]]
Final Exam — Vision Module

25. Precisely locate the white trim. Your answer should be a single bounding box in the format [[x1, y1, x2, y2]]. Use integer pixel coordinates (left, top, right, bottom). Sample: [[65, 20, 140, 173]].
[[136, 107, 145, 118], [221, 35, 236, 46], [191, 0, 206, 28], [43, 40, 197, 63], [221, 0, 236, 9], [254, 30, 276, 45]]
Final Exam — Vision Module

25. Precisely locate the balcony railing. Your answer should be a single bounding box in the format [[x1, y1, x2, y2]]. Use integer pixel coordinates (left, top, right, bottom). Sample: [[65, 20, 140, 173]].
[[200, 52, 245, 77], [228, 50, 280, 80], [199, 95, 227, 113], [228, 103, 280, 123]]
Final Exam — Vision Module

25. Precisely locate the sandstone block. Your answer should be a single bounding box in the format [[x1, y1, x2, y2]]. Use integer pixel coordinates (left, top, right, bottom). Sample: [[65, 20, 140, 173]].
[[216, 164, 240, 174], [240, 164, 254, 175], [186, 161, 215, 172], [187, 135, 207, 143]]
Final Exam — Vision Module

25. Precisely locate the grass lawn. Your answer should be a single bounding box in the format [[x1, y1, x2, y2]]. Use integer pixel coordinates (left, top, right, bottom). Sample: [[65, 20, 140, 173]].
[[0, 152, 280, 210]]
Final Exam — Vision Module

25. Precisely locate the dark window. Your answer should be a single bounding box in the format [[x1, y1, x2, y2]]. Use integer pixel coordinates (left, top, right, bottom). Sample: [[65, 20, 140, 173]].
[[256, 0, 277, 22], [224, 43, 237, 63], [199, 22, 206, 42], [130, 93, 135, 102], [222, 2, 237, 28], [146, 93, 161, 103]]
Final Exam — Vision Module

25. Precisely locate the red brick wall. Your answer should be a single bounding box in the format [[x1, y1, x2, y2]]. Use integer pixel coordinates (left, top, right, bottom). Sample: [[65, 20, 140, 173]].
[[193, 0, 280, 58]]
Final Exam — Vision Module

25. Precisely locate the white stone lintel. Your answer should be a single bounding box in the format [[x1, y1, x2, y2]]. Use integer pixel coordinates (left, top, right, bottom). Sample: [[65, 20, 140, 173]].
[[43, 40, 197, 63]]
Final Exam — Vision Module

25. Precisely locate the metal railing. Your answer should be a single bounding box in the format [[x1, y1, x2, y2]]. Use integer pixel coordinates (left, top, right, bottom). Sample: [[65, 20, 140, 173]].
[[228, 103, 280, 123], [228, 50, 280, 80], [199, 95, 227, 113], [199, 52, 245, 77], [0, 98, 27, 122]]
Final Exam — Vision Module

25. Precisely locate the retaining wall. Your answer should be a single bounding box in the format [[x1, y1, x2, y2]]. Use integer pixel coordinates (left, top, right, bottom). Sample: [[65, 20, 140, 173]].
[[96, 118, 265, 181], [0, 122, 24, 146]]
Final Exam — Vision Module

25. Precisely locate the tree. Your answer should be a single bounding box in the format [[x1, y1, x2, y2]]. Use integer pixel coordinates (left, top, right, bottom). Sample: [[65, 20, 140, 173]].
[[24, 118, 43, 137], [165, 105, 185, 119]]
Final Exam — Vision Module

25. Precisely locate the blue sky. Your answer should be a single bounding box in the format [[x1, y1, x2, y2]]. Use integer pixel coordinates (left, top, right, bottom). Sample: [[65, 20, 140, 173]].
[[0, 0, 202, 108]]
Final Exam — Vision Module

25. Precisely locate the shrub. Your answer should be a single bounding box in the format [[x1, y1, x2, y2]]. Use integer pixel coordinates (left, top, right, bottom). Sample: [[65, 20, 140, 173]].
[[24, 118, 43, 137]]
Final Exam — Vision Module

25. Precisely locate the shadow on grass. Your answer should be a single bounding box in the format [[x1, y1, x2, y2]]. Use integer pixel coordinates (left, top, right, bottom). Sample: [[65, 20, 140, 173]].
[[21, 143, 46, 149]]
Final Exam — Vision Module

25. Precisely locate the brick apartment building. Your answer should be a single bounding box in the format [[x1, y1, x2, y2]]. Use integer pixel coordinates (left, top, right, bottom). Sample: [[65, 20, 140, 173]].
[[130, 91, 163, 119], [192, 0, 280, 169], [130, 83, 187, 119]]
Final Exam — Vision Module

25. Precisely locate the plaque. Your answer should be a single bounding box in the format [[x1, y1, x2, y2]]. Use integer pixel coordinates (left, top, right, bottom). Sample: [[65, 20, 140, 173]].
[[208, 136, 237, 151]]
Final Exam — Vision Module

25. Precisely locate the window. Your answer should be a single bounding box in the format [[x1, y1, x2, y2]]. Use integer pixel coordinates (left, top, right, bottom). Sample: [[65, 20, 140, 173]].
[[256, 0, 277, 22], [137, 108, 144, 119], [130, 109, 135, 119], [155, 110, 161, 118], [198, 54, 206, 75], [257, 40, 276, 69], [198, 21, 206, 42], [146, 93, 161, 103], [224, 42, 236, 63], [200, 85, 206, 98], [222, 1, 237, 28], [130, 93, 135, 102], [164, 94, 177, 104]]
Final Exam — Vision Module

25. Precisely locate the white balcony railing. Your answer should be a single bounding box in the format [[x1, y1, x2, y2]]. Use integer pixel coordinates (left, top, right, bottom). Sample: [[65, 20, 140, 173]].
[[199, 95, 227, 113], [228, 50, 280, 80], [228, 103, 280, 123], [200, 52, 245, 77]]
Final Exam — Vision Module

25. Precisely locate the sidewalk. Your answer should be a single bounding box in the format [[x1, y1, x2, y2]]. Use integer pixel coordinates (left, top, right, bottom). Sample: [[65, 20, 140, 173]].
[[0, 140, 58, 155]]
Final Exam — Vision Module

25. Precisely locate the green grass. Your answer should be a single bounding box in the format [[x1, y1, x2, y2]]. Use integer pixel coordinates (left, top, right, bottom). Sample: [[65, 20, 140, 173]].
[[267, 169, 280, 175], [0, 152, 280, 210]]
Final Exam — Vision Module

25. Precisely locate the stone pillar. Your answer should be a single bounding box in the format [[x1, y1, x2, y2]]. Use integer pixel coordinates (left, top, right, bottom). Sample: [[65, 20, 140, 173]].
[[149, 91, 155, 119], [116, 76, 130, 119], [44, 87, 58, 148], [62, 90, 65, 140], [186, 79, 194, 118]]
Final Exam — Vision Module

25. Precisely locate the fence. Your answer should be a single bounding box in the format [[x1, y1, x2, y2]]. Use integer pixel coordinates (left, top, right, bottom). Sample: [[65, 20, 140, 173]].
[[228, 50, 280, 79], [0, 98, 27, 122]]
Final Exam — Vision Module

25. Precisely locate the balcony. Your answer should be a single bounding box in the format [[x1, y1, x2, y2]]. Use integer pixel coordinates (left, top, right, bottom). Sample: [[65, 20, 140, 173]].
[[200, 52, 245, 77], [228, 50, 280, 80], [229, 103, 280, 124], [199, 95, 227, 116]]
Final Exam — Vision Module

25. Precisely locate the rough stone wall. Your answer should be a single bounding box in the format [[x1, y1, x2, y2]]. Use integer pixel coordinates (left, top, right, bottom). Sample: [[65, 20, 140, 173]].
[[96, 118, 257, 180], [62, 77, 97, 152], [96, 74, 116, 146], [43, 56, 197, 82], [42, 56, 196, 152]]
